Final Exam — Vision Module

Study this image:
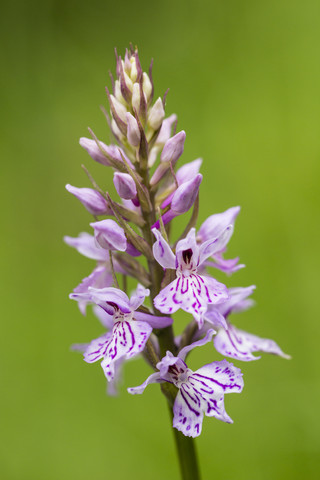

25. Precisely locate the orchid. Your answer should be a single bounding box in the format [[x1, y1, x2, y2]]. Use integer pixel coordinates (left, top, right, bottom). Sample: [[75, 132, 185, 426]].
[[64, 45, 290, 480], [129, 330, 243, 437], [71, 285, 172, 381], [152, 227, 230, 327]]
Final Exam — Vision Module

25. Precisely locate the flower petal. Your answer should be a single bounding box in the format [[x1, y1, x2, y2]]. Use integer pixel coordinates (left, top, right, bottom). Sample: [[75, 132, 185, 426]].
[[64, 232, 107, 261], [154, 274, 228, 328], [198, 225, 233, 265], [217, 286, 256, 317], [152, 228, 176, 269], [203, 307, 228, 330], [72, 266, 113, 314], [100, 320, 152, 380], [173, 386, 204, 437], [206, 255, 245, 275], [127, 372, 163, 395], [88, 287, 131, 315], [83, 333, 113, 363], [129, 284, 150, 310], [193, 360, 244, 395], [214, 323, 291, 361], [198, 206, 240, 244], [134, 311, 173, 328]]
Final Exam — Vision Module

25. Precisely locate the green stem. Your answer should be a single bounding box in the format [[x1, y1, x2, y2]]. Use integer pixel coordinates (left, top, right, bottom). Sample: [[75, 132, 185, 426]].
[[172, 416, 201, 480], [138, 142, 200, 480]]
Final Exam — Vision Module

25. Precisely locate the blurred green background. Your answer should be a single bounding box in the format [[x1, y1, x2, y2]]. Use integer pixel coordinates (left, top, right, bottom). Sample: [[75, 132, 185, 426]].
[[1, 0, 320, 478]]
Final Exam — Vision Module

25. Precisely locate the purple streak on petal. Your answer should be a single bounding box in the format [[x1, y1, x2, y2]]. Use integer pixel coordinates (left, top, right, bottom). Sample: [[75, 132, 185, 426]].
[[154, 274, 228, 328], [83, 332, 113, 363], [88, 287, 131, 315], [100, 320, 152, 380], [193, 360, 244, 394], [173, 389, 204, 438]]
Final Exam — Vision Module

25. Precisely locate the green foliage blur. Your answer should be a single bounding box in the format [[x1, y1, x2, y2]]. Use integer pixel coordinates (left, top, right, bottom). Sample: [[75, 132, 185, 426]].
[[1, 1, 319, 479]]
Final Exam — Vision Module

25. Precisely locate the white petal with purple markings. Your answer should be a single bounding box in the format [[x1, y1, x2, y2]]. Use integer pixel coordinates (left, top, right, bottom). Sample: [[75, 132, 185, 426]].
[[100, 320, 152, 380], [214, 323, 291, 361], [154, 274, 228, 328]]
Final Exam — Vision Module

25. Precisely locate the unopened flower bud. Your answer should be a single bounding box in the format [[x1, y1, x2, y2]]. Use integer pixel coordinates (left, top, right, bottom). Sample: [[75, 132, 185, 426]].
[[132, 83, 141, 113], [123, 71, 133, 92], [161, 131, 186, 164], [66, 184, 110, 215], [156, 114, 177, 146], [171, 174, 202, 214], [126, 112, 140, 147], [148, 98, 165, 130], [113, 172, 137, 200], [111, 119, 125, 143], [142, 72, 152, 101], [114, 80, 127, 106], [90, 219, 127, 251], [110, 94, 128, 124], [130, 59, 138, 82]]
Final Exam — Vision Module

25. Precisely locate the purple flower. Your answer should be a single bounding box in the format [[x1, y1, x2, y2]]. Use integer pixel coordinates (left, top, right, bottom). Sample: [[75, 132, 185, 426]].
[[70, 285, 173, 381], [197, 207, 244, 274], [65, 184, 110, 216], [128, 330, 244, 437], [152, 228, 230, 327], [90, 219, 127, 251]]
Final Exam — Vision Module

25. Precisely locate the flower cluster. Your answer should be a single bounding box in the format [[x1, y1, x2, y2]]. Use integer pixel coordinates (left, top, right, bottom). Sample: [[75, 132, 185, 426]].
[[65, 46, 289, 438]]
